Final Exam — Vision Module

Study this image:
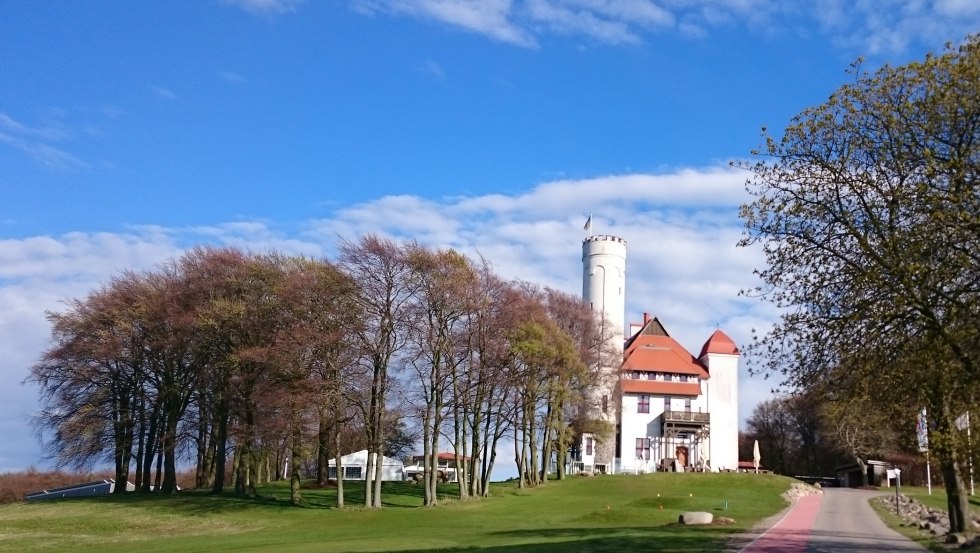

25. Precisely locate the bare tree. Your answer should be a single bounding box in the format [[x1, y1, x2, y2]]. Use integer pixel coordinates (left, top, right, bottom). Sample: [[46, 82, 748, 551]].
[[339, 235, 415, 508]]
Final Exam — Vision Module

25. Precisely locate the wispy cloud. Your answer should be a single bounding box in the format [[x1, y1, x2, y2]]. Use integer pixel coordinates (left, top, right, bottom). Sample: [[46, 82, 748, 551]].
[[150, 85, 177, 101], [220, 71, 247, 83], [0, 113, 89, 171], [345, 0, 978, 56], [353, 0, 537, 47], [222, 0, 304, 15]]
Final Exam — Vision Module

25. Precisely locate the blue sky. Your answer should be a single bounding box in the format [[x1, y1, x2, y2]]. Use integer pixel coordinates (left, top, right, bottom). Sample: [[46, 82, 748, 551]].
[[1, 1, 977, 473]]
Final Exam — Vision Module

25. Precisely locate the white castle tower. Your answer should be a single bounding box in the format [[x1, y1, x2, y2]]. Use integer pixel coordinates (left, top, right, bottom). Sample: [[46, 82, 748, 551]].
[[580, 234, 626, 472], [582, 234, 627, 351]]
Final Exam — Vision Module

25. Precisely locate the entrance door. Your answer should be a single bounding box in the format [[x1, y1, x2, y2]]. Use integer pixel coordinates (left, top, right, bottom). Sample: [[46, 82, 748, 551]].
[[675, 446, 689, 469]]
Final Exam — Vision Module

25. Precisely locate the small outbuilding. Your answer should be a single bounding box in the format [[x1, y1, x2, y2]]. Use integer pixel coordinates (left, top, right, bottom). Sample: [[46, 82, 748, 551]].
[[327, 450, 404, 481], [403, 452, 470, 483], [836, 459, 889, 487]]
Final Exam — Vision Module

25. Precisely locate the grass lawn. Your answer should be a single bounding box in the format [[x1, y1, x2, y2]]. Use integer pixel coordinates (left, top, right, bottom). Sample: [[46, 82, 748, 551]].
[[900, 485, 980, 515], [0, 473, 795, 553]]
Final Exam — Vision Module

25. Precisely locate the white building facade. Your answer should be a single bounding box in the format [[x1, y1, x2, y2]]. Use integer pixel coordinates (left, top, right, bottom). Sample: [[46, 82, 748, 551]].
[[574, 234, 740, 474]]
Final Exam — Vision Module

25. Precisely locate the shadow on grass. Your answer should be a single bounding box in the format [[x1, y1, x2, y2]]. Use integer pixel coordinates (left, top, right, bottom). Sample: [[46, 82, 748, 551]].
[[70, 480, 461, 514], [394, 527, 736, 553]]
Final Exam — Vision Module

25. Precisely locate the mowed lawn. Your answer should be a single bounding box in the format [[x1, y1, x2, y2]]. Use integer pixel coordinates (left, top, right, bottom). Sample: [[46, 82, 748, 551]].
[[0, 473, 795, 553]]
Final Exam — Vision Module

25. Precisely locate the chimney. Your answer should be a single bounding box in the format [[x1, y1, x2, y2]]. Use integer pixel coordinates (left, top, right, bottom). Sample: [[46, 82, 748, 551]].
[[643, 312, 650, 325]]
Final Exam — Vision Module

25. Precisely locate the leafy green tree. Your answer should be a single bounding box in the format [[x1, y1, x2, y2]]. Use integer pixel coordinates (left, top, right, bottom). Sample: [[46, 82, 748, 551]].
[[738, 36, 980, 531]]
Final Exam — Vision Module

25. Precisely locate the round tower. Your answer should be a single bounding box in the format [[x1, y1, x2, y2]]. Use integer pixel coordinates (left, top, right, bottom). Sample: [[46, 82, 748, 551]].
[[581, 234, 626, 473], [582, 235, 627, 348]]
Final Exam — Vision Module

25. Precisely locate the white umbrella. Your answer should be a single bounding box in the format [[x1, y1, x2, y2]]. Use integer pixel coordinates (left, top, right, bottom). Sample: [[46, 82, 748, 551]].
[[753, 440, 761, 473]]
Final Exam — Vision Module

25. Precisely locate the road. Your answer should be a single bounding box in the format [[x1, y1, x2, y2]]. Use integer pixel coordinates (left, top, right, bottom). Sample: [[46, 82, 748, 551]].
[[738, 488, 929, 553]]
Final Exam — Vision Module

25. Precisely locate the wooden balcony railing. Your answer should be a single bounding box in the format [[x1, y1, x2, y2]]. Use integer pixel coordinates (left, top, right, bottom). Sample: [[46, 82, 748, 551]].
[[663, 410, 710, 424]]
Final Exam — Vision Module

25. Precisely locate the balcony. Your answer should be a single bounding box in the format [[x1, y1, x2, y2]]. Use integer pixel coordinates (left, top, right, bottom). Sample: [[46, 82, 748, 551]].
[[662, 410, 709, 424]]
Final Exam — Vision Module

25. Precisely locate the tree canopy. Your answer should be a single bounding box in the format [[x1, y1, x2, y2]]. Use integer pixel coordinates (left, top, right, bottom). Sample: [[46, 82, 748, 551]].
[[738, 35, 980, 531], [29, 238, 609, 509]]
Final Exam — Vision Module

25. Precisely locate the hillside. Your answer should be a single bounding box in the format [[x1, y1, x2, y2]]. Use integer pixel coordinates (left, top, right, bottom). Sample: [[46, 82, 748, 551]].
[[0, 473, 796, 553]]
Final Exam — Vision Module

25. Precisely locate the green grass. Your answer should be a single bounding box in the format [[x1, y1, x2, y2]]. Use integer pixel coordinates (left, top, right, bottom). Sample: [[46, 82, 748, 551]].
[[869, 498, 945, 553], [0, 473, 795, 553], [900, 485, 980, 515]]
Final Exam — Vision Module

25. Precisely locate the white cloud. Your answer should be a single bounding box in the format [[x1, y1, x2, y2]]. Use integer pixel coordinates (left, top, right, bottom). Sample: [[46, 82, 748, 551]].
[[354, 0, 537, 47], [0, 113, 90, 171], [344, 0, 978, 56], [222, 0, 304, 15], [150, 86, 177, 101], [0, 165, 778, 470], [220, 71, 247, 83], [812, 0, 979, 56]]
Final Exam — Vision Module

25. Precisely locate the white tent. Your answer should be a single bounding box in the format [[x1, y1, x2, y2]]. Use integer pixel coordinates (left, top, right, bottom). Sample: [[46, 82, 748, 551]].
[[328, 450, 404, 481]]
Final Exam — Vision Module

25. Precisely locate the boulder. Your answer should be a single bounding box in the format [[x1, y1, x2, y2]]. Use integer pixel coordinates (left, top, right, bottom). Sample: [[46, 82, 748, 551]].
[[678, 511, 714, 525], [946, 533, 968, 545]]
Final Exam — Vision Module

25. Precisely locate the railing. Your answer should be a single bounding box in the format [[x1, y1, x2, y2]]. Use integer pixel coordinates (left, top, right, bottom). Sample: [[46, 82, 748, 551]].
[[663, 410, 709, 424]]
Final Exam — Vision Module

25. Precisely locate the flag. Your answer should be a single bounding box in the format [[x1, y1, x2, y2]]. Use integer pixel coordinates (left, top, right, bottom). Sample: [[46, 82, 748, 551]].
[[917, 407, 929, 452], [583, 214, 592, 231], [956, 412, 970, 431]]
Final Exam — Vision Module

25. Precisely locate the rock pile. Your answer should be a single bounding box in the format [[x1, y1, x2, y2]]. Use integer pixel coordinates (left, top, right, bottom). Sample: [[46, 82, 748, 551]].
[[871, 493, 980, 549], [782, 482, 822, 502]]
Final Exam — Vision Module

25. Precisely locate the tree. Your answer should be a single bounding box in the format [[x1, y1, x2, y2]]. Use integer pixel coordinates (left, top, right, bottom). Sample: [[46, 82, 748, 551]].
[[824, 397, 899, 486], [744, 398, 796, 475], [738, 36, 980, 532], [339, 235, 415, 508]]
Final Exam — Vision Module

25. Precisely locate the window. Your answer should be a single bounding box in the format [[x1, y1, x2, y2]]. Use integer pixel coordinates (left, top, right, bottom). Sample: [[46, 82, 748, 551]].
[[344, 466, 362, 480], [638, 395, 650, 414], [602, 394, 608, 414], [664, 396, 672, 412], [585, 437, 594, 456], [635, 438, 650, 460], [685, 398, 692, 413]]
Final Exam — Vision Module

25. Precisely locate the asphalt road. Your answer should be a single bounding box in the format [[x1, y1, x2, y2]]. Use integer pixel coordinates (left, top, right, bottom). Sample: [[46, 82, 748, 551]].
[[738, 488, 929, 553], [806, 488, 929, 552]]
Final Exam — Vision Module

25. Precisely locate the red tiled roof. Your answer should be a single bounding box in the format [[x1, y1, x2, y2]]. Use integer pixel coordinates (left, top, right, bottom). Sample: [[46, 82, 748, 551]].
[[412, 452, 470, 461], [621, 380, 702, 396], [623, 334, 709, 378], [698, 330, 740, 358]]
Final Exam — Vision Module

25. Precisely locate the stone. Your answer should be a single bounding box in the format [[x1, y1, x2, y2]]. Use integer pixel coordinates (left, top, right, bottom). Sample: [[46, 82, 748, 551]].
[[715, 516, 736, 525], [678, 511, 713, 525], [946, 533, 968, 545]]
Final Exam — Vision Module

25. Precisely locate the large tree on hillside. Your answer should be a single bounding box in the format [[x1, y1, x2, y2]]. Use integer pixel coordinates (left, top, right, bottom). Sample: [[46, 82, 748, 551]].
[[738, 36, 980, 531], [339, 235, 416, 508]]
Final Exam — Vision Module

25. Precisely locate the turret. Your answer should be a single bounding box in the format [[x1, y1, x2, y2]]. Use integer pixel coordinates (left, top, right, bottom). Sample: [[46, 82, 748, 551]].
[[699, 330, 740, 472]]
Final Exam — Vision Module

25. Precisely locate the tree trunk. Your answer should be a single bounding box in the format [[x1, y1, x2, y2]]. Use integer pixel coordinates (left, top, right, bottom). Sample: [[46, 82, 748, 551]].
[[317, 405, 330, 486], [211, 402, 229, 493], [856, 457, 868, 487], [290, 416, 303, 506], [112, 391, 133, 493], [941, 457, 969, 533], [335, 427, 344, 509]]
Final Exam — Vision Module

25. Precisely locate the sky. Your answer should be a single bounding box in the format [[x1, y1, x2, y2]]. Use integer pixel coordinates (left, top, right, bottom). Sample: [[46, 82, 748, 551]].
[[1, 1, 978, 474]]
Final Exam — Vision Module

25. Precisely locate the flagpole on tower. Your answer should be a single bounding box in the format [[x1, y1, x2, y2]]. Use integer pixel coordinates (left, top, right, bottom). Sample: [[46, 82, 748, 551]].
[[584, 213, 593, 237]]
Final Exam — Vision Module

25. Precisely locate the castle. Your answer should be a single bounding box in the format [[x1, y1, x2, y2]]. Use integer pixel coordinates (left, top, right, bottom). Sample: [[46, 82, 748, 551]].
[[573, 234, 740, 474]]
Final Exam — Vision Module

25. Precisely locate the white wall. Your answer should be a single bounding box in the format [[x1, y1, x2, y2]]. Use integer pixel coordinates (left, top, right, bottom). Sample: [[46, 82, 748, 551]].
[[704, 353, 739, 471]]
